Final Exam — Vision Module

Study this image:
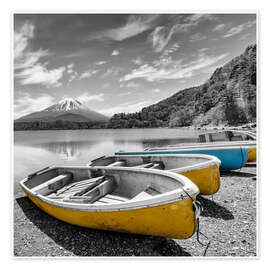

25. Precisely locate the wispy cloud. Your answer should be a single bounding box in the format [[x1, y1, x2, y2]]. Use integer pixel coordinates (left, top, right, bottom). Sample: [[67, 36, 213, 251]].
[[15, 63, 66, 87], [102, 66, 123, 78], [120, 51, 228, 82], [161, 43, 180, 57], [78, 69, 99, 80], [198, 48, 209, 54], [152, 88, 161, 93], [119, 91, 132, 97], [14, 49, 51, 70], [120, 81, 140, 88], [76, 92, 105, 103], [239, 33, 251, 41], [132, 56, 143, 66], [14, 93, 54, 119], [223, 20, 256, 38], [67, 63, 75, 74], [184, 14, 215, 24], [95, 61, 107, 65], [91, 14, 159, 41], [189, 33, 207, 42], [212, 23, 226, 32], [99, 100, 151, 116], [150, 25, 179, 52], [14, 21, 65, 88], [66, 63, 79, 82], [111, 50, 120, 56], [14, 21, 34, 60], [149, 14, 215, 52]]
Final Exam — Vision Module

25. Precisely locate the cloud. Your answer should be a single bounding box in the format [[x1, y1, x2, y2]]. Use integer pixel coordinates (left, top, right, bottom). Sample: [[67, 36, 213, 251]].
[[95, 61, 107, 65], [91, 14, 159, 41], [120, 51, 228, 82], [76, 92, 105, 103], [102, 67, 123, 78], [223, 20, 256, 38], [14, 21, 65, 88], [78, 69, 99, 80], [67, 63, 75, 74], [15, 63, 66, 87], [119, 91, 132, 97], [99, 100, 151, 116], [212, 23, 226, 32], [149, 14, 215, 52], [14, 21, 34, 60], [120, 81, 140, 88], [239, 33, 251, 41], [189, 33, 207, 42], [14, 93, 54, 119], [184, 14, 215, 23], [132, 56, 143, 66], [152, 88, 160, 93], [111, 50, 120, 56], [161, 43, 180, 57], [14, 49, 51, 70], [198, 48, 209, 54], [150, 25, 179, 52]]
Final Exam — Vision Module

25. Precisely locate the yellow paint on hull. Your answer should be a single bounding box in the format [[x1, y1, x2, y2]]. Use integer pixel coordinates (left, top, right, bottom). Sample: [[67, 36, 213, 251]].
[[247, 148, 256, 162], [23, 190, 197, 239], [180, 165, 220, 195]]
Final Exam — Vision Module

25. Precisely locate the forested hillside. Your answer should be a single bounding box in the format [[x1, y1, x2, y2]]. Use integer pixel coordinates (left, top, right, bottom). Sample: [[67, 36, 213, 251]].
[[108, 45, 256, 128]]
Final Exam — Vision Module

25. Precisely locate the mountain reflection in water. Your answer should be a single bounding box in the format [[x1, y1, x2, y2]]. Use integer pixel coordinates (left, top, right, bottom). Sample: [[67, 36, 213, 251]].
[[14, 128, 199, 183]]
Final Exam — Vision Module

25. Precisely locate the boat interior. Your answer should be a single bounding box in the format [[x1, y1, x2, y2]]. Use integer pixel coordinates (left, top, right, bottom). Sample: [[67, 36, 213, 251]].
[[89, 155, 211, 171], [23, 167, 183, 205]]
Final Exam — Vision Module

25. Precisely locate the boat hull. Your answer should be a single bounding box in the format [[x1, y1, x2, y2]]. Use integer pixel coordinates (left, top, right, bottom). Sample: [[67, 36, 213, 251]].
[[22, 188, 197, 239], [116, 148, 249, 171], [247, 148, 256, 162], [180, 165, 220, 195]]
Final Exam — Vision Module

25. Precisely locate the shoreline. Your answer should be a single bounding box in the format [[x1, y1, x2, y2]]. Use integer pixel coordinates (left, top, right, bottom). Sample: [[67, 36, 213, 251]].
[[13, 163, 257, 257], [13, 123, 256, 132]]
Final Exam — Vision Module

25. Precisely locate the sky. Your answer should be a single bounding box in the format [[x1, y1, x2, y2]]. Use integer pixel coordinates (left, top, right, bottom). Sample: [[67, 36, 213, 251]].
[[14, 13, 256, 119]]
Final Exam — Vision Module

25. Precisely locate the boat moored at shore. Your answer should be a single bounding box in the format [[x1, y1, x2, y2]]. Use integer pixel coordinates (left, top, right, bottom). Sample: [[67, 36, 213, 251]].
[[20, 165, 200, 239], [87, 154, 221, 195], [197, 130, 257, 163], [116, 141, 256, 171]]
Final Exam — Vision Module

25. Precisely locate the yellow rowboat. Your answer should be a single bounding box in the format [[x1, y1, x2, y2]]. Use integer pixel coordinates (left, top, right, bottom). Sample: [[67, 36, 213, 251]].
[[197, 129, 257, 163], [88, 154, 221, 196], [20, 165, 200, 239]]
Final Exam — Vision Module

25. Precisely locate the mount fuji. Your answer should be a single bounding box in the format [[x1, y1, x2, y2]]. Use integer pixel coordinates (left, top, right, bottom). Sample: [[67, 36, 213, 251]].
[[15, 98, 109, 123]]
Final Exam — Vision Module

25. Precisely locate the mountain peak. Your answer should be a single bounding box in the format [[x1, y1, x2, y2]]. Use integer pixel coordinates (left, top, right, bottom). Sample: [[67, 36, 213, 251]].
[[57, 98, 82, 111], [44, 97, 84, 112]]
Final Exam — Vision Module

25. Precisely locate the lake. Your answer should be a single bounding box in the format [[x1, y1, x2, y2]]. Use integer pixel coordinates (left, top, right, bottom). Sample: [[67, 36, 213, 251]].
[[14, 128, 200, 186]]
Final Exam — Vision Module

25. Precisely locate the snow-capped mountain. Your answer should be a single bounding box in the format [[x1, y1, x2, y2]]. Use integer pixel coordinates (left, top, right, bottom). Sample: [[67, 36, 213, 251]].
[[45, 98, 88, 112], [15, 98, 109, 123]]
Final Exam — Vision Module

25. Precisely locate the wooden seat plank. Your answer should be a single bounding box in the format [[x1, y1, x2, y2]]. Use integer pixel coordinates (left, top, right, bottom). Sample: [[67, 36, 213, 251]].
[[32, 173, 72, 196]]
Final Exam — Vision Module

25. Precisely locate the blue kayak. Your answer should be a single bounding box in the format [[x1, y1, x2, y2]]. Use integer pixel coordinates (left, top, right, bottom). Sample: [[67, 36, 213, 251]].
[[115, 141, 256, 171]]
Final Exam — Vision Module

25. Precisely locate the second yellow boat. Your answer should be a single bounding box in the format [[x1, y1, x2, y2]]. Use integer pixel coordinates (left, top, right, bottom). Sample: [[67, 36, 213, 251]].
[[88, 154, 221, 195]]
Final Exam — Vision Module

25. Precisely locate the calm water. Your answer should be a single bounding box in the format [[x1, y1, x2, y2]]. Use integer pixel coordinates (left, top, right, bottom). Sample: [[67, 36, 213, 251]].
[[14, 128, 200, 185]]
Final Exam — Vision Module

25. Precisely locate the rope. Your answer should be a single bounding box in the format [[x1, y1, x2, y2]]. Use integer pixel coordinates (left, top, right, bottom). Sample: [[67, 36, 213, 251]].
[[211, 165, 214, 201], [181, 188, 211, 256], [239, 146, 244, 172], [196, 216, 211, 256]]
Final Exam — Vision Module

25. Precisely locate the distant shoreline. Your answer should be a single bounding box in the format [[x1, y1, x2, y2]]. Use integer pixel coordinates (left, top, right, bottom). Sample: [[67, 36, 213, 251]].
[[13, 122, 256, 132]]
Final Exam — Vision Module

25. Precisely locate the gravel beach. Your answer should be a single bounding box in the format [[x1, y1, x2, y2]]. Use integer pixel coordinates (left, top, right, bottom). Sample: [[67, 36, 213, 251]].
[[13, 163, 257, 257]]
